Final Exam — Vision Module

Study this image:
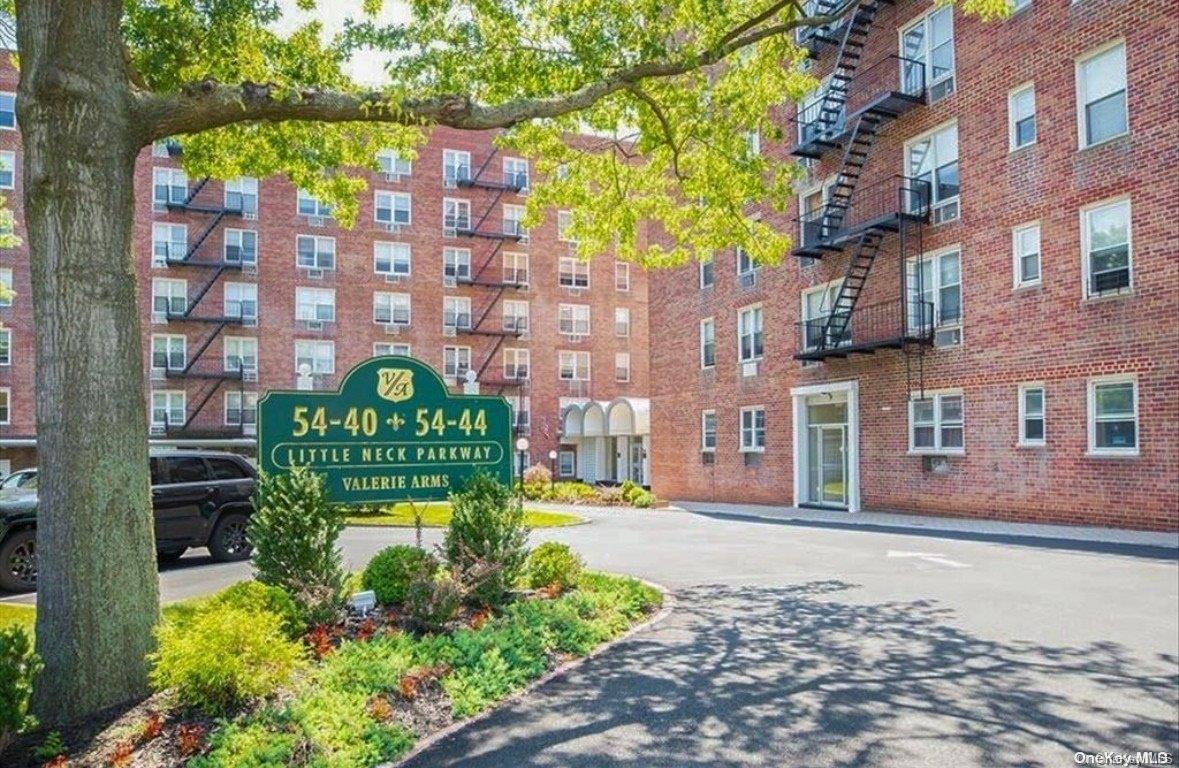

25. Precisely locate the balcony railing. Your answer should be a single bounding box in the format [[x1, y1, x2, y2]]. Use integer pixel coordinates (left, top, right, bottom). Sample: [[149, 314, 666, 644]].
[[796, 175, 930, 251], [795, 299, 934, 360]]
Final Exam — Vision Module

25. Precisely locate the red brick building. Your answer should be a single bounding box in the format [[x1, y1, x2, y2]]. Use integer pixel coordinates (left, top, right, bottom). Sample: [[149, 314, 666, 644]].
[[0, 61, 650, 482], [649, 0, 1178, 530]]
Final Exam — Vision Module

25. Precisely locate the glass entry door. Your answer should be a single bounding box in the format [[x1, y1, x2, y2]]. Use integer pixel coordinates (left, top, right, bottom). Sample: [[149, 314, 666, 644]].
[[629, 440, 646, 485], [807, 423, 847, 508]]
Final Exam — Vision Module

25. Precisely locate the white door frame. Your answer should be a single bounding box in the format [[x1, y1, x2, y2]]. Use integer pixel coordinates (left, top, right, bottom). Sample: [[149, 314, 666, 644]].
[[790, 379, 860, 513]]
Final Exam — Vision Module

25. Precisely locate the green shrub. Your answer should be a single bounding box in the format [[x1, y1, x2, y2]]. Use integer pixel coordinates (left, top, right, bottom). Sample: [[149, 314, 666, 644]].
[[189, 715, 299, 768], [619, 479, 639, 503], [404, 571, 463, 634], [0, 625, 40, 756], [289, 687, 414, 767], [549, 482, 596, 504], [444, 473, 529, 606], [208, 581, 305, 639], [249, 466, 346, 624], [526, 542, 584, 592], [521, 482, 549, 501], [314, 634, 416, 695], [522, 463, 551, 486], [32, 731, 66, 762], [362, 545, 438, 606], [630, 490, 655, 508], [595, 486, 625, 506], [149, 605, 305, 714]]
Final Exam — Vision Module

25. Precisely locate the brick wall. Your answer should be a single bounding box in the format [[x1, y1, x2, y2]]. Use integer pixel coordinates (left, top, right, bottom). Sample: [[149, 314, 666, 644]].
[[649, 0, 1179, 530]]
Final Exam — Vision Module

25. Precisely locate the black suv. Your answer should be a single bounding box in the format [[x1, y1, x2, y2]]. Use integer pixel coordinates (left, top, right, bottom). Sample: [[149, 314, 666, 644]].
[[0, 450, 257, 592]]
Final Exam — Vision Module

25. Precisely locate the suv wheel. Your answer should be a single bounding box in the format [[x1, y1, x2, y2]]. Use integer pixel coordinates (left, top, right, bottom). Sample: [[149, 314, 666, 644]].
[[0, 530, 37, 592], [208, 514, 252, 562]]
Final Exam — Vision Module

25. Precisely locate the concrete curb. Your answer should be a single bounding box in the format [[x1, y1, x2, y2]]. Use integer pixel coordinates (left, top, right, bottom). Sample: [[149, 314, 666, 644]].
[[383, 578, 676, 767]]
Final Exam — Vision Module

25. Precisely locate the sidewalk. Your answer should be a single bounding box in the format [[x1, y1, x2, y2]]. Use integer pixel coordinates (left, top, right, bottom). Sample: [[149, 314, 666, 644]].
[[672, 500, 1179, 552]]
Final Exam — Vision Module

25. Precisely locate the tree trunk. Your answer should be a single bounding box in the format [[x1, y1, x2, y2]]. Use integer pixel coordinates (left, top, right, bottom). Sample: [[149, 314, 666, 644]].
[[16, 1, 159, 724]]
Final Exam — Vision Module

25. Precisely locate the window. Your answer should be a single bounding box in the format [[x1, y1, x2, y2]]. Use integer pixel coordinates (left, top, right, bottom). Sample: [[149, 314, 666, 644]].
[[1018, 384, 1045, 446], [443, 346, 471, 379], [558, 450, 576, 477], [152, 139, 176, 158], [615, 307, 631, 338], [558, 257, 589, 288], [296, 189, 332, 218], [558, 351, 590, 381], [374, 241, 411, 276], [909, 390, 964, 453], [1011, 0, 1030, 12], [224, 177, 258, 216], [377, 149, 412, 178], [1088, 376, 1137, 455], [443, 296, 471, 330], [443, 150, 471, 184], [294, 340, 334, 374], [163, 456, 208, 483], [503, 300, 529, 333], [502, 204, 526, 237], [503, 252, 529, 285], [1082, 198, 1131, 297], [557, 210, 576, 242], [152, 223, 187, 263], [558, 304, 590, 336], [152, 168, 187, 206], [0, 388, 8, 424], [443, 198, 470, 231], [223, 229, 257, 265], [907, 248, 961, 346], [1008, 84, 1037, 150], [1012, 223, 1041, 287], [798, 183, 831, 248], [0, 269, 10, 307], [0, 151, 14, 189], [295, 287, 335, 322], [151, 334, 186, 370], [0, 92, 14, 129], [700, 318, 716, 368], [906, 122, 959, 224], [739, 407, 766, 452], [296, 235, 335, 270], [504, 348, 530, 379], [738, 305, 764, 362], [374, 292, 411, 325], [223, 282, 257, 321], [701, 411, 717, 451], [615, 262, 631, 291], [503, 157, 529, 188], [901, 6, 954, 101], [373, 342, 411, 357], [801, 281, 849, 351], [506, 395, 530, 431], [375, 191, 411, 227], [0, 328, 11, 365], [151, 391, 185, 427], [223, 337, 257, 373], [736, 248, 756, 277], [443, 247, 471, 281], [699, 255, 715, 289], [1077, 42, 1127, 148], [615, 352, 631, 382], [152, 278, 187, 316], [225, 392, 258, 428]]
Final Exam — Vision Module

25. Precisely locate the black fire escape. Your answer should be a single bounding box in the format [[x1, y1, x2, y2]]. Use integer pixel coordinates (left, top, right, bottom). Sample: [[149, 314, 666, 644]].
[[153, 172, 252, 440], [789, 0, 936, 365], [446, 150, 531, 433]]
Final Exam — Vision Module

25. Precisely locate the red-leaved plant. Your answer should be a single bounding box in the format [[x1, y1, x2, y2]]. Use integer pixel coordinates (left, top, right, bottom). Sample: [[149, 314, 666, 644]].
[[177, 724, 205, 758]]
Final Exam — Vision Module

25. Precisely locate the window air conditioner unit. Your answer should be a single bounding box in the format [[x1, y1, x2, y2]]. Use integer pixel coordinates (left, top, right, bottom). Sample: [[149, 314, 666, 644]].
[[384, 324, 401, 335], [243, 369, 258, 383], [152, 203, 166, 214], [384, 274, 403, 284], [304, 268, 324, 280], [151, 311, 168, 324], [443, 227, 457, 238], [443, 276, 457, 288], [150, 368, 166, 381], [382, 172, 403, 183], [741, 361, 759, 378], [152, 256, 167, 268], [243, 424, 257, 436], [242, 263, 258, 275], [150, 424, 166, 436], [243, 212, 258, 221], [304, 320, 323, 331], [308, 216, 326, 228], [443, 326, 457, 337], [444, 178, 457, 189], [243, 317, 258, 328], [922, 455, 952, 474], [517, 233, 529, 244], [739, 272, 757, 288], [701, 451, 715, 465], [381, 222, 405, 233]]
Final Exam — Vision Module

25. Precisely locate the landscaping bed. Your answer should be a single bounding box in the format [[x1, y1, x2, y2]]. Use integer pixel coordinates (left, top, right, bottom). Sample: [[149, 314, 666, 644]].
[[346, 502, 583, 528]]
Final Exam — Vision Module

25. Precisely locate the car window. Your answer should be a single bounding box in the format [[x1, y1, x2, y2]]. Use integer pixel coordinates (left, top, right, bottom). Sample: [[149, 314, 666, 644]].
[[0, 474, 19, 490], [22, 475, 36, 491], [163, 457, 209, 484], [207, 458, 247, 480]]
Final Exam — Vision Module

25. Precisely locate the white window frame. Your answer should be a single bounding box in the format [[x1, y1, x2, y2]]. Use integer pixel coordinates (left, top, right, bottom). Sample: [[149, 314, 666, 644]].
[[503, 347, 531, 380], [223, 228, 257, 265], [373, 342, 411, 357], [1075, 40, 1128, 150], [907, 245, 962, 347], [223, 281, 257, 322], [294, 340, 335, 375], [558, 303, 591, 336], [0, 150, 14, 190], [558, 350, 591, 381], [0, 268, 10, 307], [295, 286, 336, 322], [502, 204, 526, 237], [615, 261, 631, 292], [1007, 82, 1037, 151], [503, 299, 529, 333], [373, 292, 411, 326], [443, 296, 472, 330], [0, 387, 9, 425], [899, 5, 955, 99], [296, 189, 333, 218], [224, 176, 258, 216], [443, 198, 471, 231], [700, 317, 716, 369], [152, 167, 188, 206], [373, 241, 411, 277], [223, 336, 258, 374], [0, 327, 11, 366], [502, 156, 529, 189], [557, 210, 576, 242], [736, 247, 756, 277], [152, 223, 188, 263], [377, 149, 412, 178], [558, 449, 576, 477], [150, 390, 186, 427], [1012, 222, 1041, 289], [614, 307, 631, 338], [1081, 196, 1132, 299], [443, 345, 471, 379], [558, 257, 590, 288], [904, 120, 959, 224], [224, 391, 258, 427], [699, 255, 715, 289], [443, 149, 471, 184], [800, 279, 848, 351], [739, 406, 766, 453], [701, 410, 717, 452], [150, 333, 186, 371], [614, 352, 631, 383], [295, 235, 336, 270], [443, 247, 472, 281], [374, 191, 412, 226], [1017, 382, 1045, 447], [908, 388, 965, 455], [503, 251, 529, 285], [0, 91, 15, 130], [737, 304, 764, 363], [152, 277, 188, 316], [1087, 374, 1138, 457]]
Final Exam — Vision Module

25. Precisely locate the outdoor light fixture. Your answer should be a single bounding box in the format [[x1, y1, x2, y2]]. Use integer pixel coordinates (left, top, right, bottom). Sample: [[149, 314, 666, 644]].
[[548, 449, 558, 490], [515, 437, 530, 496]]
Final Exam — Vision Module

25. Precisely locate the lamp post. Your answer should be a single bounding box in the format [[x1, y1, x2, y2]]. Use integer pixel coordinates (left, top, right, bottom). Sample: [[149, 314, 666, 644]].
[[547, 449, 558, 492], [515, 436, 529, 497]]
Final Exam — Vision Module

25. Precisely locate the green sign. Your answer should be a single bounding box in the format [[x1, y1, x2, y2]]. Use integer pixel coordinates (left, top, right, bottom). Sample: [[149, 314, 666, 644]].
[[257, 356, 513, 504]]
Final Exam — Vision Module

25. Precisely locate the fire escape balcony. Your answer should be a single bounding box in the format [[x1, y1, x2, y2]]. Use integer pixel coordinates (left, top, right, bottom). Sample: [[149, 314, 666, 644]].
[[449, 215, 527, 242], [794, 298, 934, 361], [792, 175, 930, 259], [457, 169, 529, 194]]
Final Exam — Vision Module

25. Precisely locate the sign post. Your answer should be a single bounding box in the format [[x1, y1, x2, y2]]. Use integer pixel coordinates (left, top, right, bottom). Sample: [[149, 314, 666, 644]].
[[257, 356, 513, 504]]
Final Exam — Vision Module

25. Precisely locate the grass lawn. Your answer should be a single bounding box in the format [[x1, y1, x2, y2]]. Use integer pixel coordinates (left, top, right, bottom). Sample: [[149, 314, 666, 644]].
[[0, 601, 35, 632], [347, 502, 582, 528]]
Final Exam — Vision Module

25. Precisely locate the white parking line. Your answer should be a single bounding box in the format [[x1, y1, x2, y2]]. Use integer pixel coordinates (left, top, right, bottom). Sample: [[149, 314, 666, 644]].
[[886, 550, 971, 569]]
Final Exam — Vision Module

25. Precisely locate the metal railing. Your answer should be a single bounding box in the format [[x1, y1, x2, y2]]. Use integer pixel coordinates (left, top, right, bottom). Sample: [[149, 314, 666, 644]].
[[797, 175, 930, 245], [797, 299, 934, 354], [792, 56, 925, 146]]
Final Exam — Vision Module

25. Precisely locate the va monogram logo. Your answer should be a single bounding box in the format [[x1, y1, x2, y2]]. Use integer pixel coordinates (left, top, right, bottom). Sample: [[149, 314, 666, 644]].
[[377, 368, 414, 403]]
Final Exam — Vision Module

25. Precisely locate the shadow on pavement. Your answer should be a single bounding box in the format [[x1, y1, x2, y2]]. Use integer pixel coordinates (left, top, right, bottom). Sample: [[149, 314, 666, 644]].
[[402, 581, 1179, 768]]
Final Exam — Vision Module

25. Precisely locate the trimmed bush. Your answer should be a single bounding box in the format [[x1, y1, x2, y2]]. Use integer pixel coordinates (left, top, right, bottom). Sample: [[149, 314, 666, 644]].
[[362, 545, 438, 607], [630, 490, 655, 508], [208, 581, 305, 639], [443, 473, 529, 607], [526, 542, 583, 592], [404, 572, 463, 634], [0, 625, 40, 756], [149, 605, 305, 714], [522, 463, 551, 486], [249, 466, 346, 624]]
